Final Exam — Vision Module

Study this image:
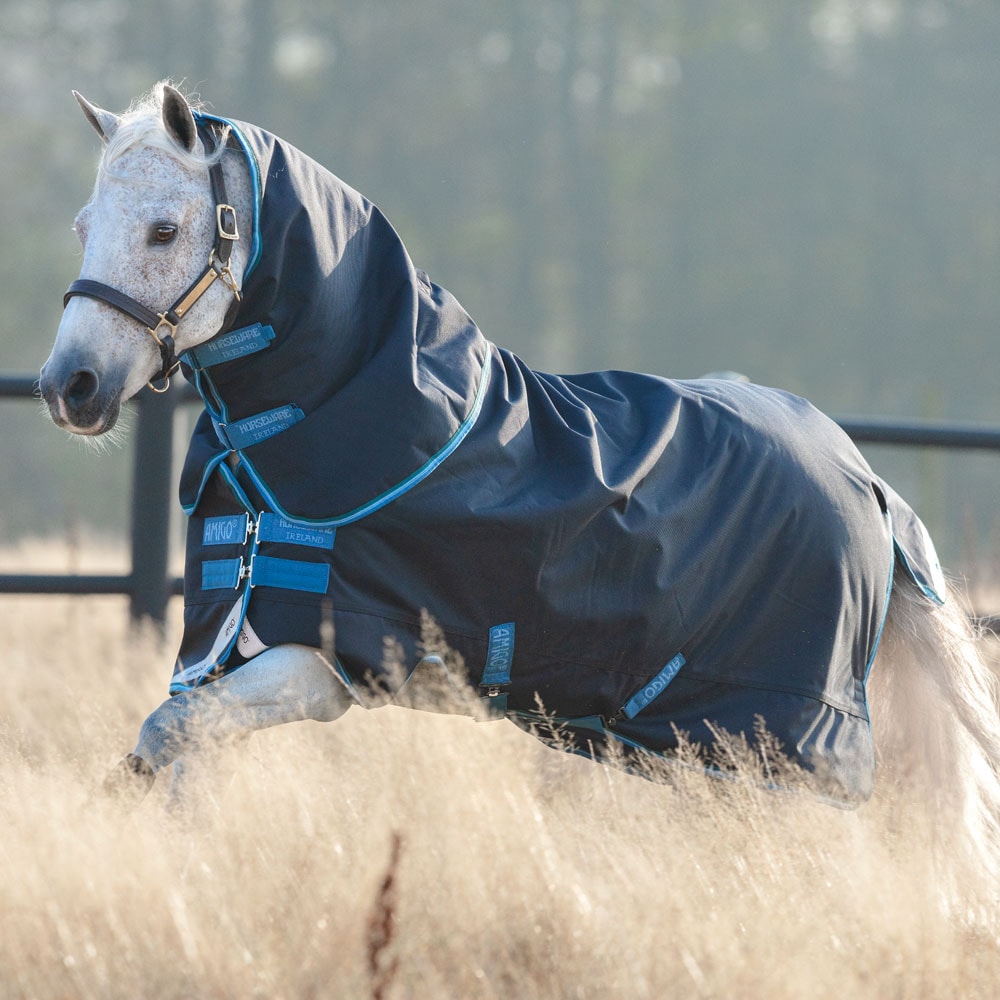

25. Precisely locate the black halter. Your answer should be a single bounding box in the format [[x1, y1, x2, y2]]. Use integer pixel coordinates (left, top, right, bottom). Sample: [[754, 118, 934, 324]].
[[63, 126, 242, 392]]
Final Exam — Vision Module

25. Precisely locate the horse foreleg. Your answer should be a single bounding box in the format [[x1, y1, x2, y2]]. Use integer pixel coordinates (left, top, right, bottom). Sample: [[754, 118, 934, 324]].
[[102, 644, 353, 806]]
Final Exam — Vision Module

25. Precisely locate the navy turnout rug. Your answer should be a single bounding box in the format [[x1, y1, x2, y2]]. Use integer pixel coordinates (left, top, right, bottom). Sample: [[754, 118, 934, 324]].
[[171, 113, 945, 803]]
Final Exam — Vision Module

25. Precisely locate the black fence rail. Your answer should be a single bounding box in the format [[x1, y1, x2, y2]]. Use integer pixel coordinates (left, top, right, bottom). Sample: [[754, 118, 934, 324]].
[[0, 374, 194, 622], [4, 373, 1000, 626], [835, 415, 1000, 451]]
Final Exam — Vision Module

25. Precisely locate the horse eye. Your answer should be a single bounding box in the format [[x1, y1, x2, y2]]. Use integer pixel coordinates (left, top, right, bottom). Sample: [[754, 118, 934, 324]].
[[151, 224, 178, 245]]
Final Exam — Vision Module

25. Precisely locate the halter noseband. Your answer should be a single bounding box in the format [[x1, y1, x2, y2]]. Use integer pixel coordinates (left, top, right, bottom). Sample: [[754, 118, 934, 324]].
[[63, 127, 242, 393]]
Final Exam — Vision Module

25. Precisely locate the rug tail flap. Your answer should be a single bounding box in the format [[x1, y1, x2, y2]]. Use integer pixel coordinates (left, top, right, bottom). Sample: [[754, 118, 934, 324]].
[[880, 480, 946, 605]]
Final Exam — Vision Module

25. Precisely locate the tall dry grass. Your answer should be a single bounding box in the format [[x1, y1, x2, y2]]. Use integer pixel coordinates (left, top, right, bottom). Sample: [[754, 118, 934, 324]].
[[1, 542, 999, 998]]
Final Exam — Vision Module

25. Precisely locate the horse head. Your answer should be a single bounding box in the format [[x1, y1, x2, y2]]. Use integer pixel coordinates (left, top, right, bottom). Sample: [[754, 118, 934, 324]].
[[40, 83, 251, 435]]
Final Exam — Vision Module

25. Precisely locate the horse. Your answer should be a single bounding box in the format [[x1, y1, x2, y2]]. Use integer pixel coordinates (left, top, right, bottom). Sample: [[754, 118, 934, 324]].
[[40, 83, 1000, 891]]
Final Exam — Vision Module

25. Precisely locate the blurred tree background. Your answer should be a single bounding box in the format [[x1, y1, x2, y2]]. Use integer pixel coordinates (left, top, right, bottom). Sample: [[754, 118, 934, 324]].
[[3, 0, 1000, 576]]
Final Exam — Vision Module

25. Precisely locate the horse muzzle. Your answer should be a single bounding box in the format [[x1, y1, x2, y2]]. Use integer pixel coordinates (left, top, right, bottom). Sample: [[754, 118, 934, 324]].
[[39, 359, 124, 435]]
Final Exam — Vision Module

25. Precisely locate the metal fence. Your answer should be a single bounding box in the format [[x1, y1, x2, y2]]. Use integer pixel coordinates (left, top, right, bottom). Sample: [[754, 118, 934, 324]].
[[5, 373, 1000, 626], [0, 374, 194, 622]]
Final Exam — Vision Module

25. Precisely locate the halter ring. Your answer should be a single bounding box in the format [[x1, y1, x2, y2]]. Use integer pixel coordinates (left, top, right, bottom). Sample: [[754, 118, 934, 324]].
[[146, 317, 181, 392], [147, 371, 177, 394], [149, 314, 179, 346]]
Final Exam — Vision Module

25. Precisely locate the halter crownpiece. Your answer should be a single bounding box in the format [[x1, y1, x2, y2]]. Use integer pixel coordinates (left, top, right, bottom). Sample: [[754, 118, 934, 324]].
[[62, 126, 242, 393]]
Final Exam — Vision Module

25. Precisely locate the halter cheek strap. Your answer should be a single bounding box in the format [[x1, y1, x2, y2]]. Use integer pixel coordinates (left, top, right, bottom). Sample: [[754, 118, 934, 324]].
[[62, 127, 242, 393]]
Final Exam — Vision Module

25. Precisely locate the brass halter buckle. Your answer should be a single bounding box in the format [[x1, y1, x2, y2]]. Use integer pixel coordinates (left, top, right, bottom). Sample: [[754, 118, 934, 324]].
[[216, 204, 239, 241]]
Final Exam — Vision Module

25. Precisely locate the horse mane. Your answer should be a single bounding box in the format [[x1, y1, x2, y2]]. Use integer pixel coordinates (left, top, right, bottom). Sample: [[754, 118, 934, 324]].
[[96, 81, 228, 188]]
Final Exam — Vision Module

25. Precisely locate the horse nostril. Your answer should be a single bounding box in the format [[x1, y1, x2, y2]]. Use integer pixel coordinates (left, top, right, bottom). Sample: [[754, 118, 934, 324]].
[[65, 368, 100, 407]]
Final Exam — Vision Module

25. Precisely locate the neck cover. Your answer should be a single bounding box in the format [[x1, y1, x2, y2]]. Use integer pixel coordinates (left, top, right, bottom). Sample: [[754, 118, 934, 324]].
[[179, 114, 490, 522], [172, 115, 945, 804]]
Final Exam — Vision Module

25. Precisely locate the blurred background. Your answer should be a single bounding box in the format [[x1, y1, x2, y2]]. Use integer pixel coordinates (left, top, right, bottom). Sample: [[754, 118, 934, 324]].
[[2, 0, 1000, 579]]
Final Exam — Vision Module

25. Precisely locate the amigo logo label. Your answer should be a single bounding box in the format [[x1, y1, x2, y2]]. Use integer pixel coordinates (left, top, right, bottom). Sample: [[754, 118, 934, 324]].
[[482, 622, 515, 688], [622, 653, 686, 720], [202, 514, 249, 546]]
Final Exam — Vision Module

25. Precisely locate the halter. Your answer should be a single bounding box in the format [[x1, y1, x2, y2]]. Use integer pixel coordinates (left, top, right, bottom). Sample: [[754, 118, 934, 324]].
[[63, 127, 242, 393]]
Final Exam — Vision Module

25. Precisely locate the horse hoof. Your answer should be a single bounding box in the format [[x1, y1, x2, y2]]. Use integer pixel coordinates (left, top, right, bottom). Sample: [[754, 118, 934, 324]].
[[102, 753, 156, 805]]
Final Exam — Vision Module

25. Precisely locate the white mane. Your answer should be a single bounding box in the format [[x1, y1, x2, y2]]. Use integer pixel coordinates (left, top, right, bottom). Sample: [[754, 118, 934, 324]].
[[96, 82, 228, 190]]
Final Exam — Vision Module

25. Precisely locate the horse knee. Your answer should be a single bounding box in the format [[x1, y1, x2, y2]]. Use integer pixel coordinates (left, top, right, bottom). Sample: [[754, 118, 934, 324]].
[[247, 645, 352, 724], [130, 649, 350, 770], [306, 689, 347, 723], [132, 694, 197, 770], [289, 654, 352, 723]]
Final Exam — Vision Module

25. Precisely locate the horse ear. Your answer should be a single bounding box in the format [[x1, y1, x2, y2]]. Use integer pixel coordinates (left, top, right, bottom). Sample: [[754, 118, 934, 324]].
[[161, 85, 198, 154], [73, 91, 120, 144]]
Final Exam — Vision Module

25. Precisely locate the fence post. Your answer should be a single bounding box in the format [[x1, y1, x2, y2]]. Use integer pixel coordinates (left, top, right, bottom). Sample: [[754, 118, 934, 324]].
[[129, 386, 178, 624]]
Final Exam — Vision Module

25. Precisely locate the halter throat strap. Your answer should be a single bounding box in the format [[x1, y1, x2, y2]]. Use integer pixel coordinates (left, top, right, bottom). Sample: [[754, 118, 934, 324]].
[[62, 126, 241, 393]]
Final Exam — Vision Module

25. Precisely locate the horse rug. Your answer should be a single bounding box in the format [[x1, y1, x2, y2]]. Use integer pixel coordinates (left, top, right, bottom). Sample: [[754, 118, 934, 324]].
[[171, 114, 946, 804]]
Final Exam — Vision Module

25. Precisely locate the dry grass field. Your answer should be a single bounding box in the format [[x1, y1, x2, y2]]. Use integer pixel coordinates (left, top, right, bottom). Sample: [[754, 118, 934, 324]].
[[2, 539, 999, 998]]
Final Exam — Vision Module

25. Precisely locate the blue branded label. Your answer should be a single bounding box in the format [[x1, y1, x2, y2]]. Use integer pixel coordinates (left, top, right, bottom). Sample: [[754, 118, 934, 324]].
[[481, 622, 515, 688], [623, 654, 686, 719], [257, 513, 336, 550], [215, 404, 305, 451], [187, 323, 275, 368], [202, 514, 249, 546]]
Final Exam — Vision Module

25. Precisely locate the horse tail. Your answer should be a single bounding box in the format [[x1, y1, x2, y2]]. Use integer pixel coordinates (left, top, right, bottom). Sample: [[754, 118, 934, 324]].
[[868, 572, 1000, 912]]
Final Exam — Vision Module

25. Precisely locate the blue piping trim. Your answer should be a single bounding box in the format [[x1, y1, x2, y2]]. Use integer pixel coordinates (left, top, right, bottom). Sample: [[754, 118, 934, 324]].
[[181, 450, 229, 517], [864, 513, 897, 685], [893, 537, 946, 607], [179, 362, 236, 518], [183, 351, 491, 525], [193, 364, 229, 422], [218, 460, 260, 515], [193, 112, 263, 277], [236, 350, 493, 529], [169, 586, 253, 692], [332, 657, 367, 708]]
